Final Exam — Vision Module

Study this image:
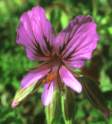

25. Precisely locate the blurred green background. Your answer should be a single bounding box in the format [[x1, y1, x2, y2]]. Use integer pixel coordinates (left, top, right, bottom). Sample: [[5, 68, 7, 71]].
[[0, 0, 112, 124]]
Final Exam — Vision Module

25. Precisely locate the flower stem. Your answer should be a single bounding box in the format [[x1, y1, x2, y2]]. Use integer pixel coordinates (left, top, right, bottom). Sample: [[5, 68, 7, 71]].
[[45, 104, 53, 124], [92, 0, 97, 17], [45, 89, 62, 124], [61, 91, 73, 124]]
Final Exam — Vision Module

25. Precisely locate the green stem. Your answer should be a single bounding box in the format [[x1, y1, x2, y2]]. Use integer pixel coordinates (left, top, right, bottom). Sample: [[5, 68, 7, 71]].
[[92, 0, 97, 17], [45, 89, 62, 124], [61, 91, 73, 124], [45, 104, 53, 124]]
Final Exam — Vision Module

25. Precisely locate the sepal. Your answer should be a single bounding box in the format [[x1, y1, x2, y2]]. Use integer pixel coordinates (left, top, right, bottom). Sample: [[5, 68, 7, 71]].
[[78, 76, 110, 118], [12, 82, 37, 108]]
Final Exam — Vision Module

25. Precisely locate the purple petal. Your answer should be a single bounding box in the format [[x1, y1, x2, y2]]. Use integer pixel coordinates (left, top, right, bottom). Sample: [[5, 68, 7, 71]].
[[62, 23, 99, 59], [59, 66, 82, 93], [64, 59, 84, 68], [54, 16, 88, 52], [16, 6, 54, 61], [41, 81, 55, 106], [55, 16, 99, 68], [21, 64, 50, 88]]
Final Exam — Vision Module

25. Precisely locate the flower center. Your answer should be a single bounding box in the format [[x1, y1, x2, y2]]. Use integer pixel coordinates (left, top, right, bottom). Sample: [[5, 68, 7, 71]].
[[49, 53, 63, 66], [42, 72, 57, 84], [41, 54, 63, 85]]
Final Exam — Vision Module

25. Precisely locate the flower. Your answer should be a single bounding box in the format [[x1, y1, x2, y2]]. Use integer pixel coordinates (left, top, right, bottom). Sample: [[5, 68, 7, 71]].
[[12, 6, 99, 107]]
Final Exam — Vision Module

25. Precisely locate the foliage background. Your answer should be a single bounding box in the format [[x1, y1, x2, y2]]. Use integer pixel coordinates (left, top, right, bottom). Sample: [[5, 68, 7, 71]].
[[0, 0, 112, 124]]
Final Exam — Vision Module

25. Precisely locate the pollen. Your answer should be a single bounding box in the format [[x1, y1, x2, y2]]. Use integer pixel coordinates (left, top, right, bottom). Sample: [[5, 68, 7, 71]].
[[42, 72, 57, 84]]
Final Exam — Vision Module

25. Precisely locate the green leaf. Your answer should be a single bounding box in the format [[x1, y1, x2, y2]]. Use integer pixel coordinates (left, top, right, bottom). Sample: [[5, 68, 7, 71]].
[[78, 76, 110, 118]]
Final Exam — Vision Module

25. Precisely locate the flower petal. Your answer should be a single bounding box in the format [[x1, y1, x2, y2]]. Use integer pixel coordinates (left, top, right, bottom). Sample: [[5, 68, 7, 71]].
[[41, 81, 55, 106], [59, 66, 82, 93], [54, 16, 90, 52], [63, 23, 99, 59], [64, 59, 84, 68], [55, 16, 99, 68], [21, 64, 50, 88], [16, 6, 54, 61]]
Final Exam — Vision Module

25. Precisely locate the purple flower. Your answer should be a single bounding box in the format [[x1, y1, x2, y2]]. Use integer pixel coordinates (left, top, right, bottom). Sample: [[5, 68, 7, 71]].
[[12, 6, 99, 107]]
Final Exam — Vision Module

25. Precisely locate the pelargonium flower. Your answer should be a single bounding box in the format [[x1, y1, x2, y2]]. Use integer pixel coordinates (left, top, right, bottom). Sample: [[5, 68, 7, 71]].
[[12, 6, 99, 107]]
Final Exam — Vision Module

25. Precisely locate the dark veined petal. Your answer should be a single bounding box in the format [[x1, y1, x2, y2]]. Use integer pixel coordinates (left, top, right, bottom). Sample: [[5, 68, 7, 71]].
[[55, 16, 99, 68], [41, 81, 55, 106], [63, 22, 99, 68], [59, 66, 82, 93], [16, 6, 54, 61], [63, 59, 84, 68], [21, 64, 50, 88]]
